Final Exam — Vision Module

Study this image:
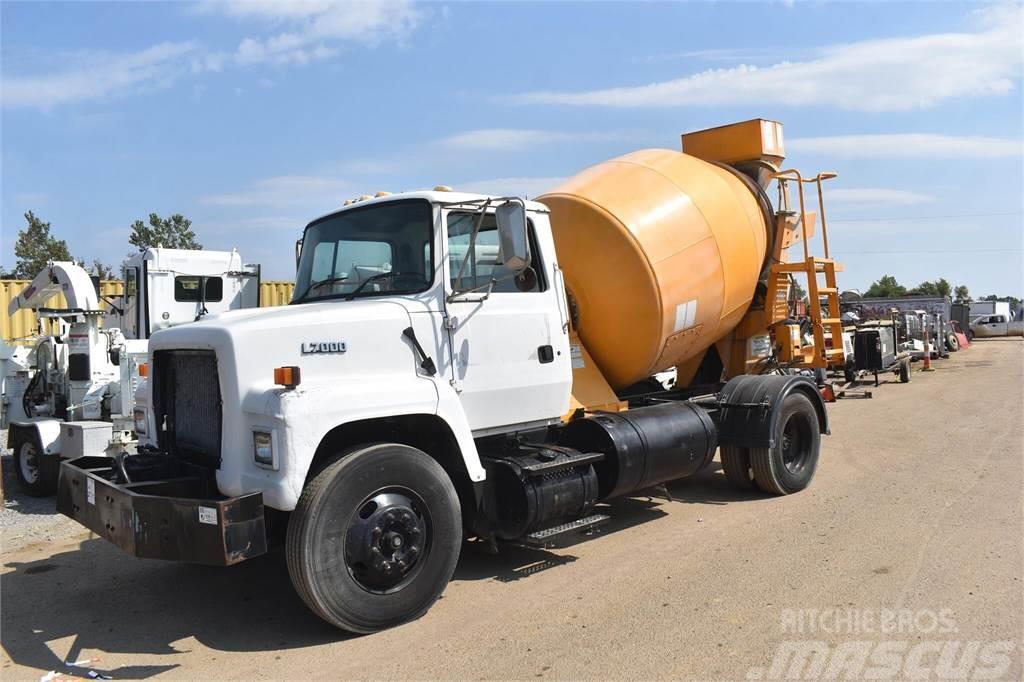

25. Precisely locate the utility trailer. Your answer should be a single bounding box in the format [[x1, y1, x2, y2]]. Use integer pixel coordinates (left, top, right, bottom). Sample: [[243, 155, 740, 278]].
[[852, 321, 912, 386], [5, 248, 260, 495], [58, 119, 837, 633]]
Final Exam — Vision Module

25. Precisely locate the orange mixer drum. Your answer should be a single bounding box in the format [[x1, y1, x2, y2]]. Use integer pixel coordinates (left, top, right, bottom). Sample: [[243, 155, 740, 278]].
[[538, 149, 770, 390]]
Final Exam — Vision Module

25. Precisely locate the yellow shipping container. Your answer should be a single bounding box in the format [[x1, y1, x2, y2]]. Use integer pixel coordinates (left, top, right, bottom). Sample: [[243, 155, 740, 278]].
[[1, 279, 294, 343]]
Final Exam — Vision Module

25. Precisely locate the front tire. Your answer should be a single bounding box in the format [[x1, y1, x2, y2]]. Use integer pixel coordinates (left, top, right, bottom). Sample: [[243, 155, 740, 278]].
[[11, 431, 59, 497], [286, 443, 462, 633], [750, 393, 821, 495]]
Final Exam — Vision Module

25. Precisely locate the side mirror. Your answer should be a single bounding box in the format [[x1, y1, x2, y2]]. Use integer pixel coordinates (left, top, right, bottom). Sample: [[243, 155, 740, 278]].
[[295, 239, 303, 269], [496, 201, 530, 274]]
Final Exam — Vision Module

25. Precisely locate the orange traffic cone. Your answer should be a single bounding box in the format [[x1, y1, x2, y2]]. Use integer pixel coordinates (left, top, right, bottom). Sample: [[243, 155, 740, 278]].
[[922, 325, 934, 372]]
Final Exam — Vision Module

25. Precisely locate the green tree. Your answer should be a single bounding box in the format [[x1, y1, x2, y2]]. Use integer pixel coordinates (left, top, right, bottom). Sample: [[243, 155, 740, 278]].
[[910, 280, 939, 296], [908, 278, 951, 297], [953, 285, 970, 303], [129, 213, 202, 251], [11, 211, 74, 278], [91, 259, 115, 280], [981, 294, 1022, 308], [789, 278, 807, 301], [864, 274, 906, 298]]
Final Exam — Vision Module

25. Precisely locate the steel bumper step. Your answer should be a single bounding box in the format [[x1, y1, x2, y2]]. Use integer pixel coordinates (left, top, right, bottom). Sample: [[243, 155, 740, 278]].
[[56, 455, 267, 566], [524, 514, 610, 547]]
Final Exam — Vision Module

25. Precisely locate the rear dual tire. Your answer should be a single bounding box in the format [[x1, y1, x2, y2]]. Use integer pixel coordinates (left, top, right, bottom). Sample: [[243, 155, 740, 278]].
[[721, 393, 820, 496], [286, 443, 462, 633], [720, 445, 756, 489]]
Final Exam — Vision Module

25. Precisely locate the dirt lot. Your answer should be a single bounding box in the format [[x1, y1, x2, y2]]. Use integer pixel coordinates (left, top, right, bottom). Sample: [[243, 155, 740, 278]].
[[2, 339, 1021, 681]]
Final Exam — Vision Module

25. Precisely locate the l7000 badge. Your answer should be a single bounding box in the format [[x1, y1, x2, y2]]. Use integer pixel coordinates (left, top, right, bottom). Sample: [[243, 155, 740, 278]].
[[302, 341, 347, 354]]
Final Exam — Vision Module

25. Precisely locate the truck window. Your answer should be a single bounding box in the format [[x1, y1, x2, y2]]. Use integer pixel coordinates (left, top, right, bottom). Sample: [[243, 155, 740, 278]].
[[310, 239, 393, 283], [293, 199, 433, 303], [174, 276, 224, 302], [447, 212, 544, 293], [125, 267, 138, 299]]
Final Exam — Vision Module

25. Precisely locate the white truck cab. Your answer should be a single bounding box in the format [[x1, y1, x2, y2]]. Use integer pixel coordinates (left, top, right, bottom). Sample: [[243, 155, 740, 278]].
[[137, 192, 572, 511], [108, 247, 261, 339]]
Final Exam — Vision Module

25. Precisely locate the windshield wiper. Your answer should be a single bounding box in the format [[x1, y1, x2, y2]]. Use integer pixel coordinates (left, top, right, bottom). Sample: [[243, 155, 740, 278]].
[[345, 272, 401, 300], [294, 276, 350, 303]]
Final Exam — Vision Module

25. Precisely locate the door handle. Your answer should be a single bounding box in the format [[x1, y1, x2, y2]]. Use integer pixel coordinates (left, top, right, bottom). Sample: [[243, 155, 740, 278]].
[[538, 345, 554, 364]]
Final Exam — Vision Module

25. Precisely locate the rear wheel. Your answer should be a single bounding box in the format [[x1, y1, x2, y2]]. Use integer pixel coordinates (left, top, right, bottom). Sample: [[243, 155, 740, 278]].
[[286, 443, 462, 633], [11, 431, 59, 497], [843, 358, 857, 384], [750, 393, 821, 495], [899, 359, 912, 383], [947, 333, 959, 352], [720, 445, 756, 489]]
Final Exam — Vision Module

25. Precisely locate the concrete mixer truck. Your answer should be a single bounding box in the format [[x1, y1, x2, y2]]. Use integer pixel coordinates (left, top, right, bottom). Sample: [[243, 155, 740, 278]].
[[57, 119, 843, 633]]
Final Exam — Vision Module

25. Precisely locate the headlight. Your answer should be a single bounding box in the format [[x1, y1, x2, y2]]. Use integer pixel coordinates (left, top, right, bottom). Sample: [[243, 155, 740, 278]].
[[133, 409, 147, 435], [253, 431, 275, 468]]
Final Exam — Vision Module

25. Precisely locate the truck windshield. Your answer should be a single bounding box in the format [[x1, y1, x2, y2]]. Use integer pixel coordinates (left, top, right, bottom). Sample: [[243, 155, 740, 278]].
[[293, 199, 434, 303]]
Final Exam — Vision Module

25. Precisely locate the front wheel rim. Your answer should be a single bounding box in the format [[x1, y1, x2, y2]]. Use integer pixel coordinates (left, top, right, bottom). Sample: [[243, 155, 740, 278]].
[[19, 442, 40, 484], [344, 487, 432, 594]]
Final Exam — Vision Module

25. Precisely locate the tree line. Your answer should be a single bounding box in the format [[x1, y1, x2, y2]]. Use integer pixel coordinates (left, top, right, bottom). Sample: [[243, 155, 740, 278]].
[[1, 211, 201, 280], [862, 274, 1020, 309]]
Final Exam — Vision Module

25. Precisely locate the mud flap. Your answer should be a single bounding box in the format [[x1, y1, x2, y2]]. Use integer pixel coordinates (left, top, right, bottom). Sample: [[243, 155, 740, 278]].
[[714, 374, 829, 450]]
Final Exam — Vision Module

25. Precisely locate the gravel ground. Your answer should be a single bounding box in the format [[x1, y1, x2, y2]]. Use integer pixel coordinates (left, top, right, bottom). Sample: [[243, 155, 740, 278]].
[[0, 429, 78, 544], [2, 339, 1021, 680]]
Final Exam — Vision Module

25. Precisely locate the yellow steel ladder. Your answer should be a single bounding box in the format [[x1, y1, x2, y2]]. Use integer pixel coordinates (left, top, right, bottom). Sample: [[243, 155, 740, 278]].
[[767, 169, 843, 369]]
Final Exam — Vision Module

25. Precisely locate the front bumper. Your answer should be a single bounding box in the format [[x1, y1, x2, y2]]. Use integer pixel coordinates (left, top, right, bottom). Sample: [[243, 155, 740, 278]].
[[56, 454, 267, 566]]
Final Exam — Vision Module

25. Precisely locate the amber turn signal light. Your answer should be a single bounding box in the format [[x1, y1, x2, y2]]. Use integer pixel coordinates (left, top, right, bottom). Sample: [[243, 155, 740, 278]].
[[138, 362, 148, 377], [274, 366, 301, 389]]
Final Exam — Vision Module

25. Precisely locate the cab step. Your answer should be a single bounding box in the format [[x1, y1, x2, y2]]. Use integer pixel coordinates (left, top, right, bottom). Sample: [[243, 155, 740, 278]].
[[524, 514, 610, 547]]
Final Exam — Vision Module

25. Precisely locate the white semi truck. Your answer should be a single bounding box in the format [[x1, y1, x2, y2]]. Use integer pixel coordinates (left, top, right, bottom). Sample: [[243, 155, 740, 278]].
[[57, 120, 836, 633], [5, 248, 260, 495]]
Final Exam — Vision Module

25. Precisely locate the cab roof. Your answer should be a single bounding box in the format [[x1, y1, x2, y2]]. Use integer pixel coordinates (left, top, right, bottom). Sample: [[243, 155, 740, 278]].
[[307, 190, 550, 227]]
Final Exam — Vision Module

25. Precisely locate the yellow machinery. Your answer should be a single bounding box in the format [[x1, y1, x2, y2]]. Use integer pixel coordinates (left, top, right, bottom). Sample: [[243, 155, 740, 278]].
[[538, 119, 841, 409]]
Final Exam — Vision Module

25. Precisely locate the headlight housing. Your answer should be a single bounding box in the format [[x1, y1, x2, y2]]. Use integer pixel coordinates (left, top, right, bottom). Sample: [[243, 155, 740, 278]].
[[133, 409, 148, 436], [253, 430, 275, 468]]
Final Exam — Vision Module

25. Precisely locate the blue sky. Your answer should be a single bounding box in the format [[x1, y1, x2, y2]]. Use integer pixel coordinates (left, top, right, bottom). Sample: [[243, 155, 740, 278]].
[[2, 1, 1022, 297]]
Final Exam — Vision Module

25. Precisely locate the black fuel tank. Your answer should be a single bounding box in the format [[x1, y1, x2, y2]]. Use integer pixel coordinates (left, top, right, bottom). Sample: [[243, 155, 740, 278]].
[[559, 402, 717, 499], [481, 446, 600, 540]]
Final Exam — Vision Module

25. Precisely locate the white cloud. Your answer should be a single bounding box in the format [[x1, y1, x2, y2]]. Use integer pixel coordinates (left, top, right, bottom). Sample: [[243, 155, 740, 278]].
[[453, 177, 566, 198], [4, 1, 426, 109], [2, 41, 198, 109], [215, 0, 422, 65], [826, 189, 933, 206], [439, 129, 628, 151], [511, 6, 1023, 111], [199, 175, 350, 207], [788, 134, 1023, 159]]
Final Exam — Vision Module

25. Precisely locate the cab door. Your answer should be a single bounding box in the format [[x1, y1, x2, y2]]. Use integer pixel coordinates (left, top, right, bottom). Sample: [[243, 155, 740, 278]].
[[443, 208, 571, 433]]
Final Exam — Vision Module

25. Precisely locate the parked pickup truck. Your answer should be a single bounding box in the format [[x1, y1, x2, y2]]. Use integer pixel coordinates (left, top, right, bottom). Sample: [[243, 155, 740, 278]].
[[969, 314, 1024, 339]]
